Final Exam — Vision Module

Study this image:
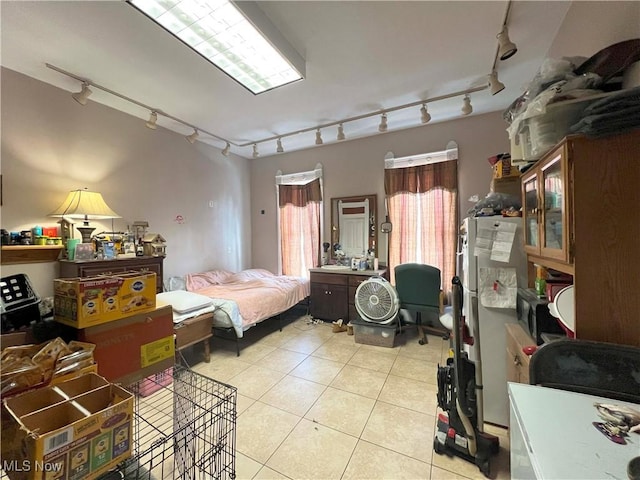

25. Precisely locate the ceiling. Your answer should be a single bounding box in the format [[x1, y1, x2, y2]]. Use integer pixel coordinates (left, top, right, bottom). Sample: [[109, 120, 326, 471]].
[[1, 1, 576, 159]]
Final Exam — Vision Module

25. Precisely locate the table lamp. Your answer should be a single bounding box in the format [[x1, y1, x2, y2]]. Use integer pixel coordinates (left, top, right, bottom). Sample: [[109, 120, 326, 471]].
[[49, 189, 121, 244]]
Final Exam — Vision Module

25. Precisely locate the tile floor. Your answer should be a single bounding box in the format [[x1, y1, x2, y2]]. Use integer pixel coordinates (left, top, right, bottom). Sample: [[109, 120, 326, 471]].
[[183, 309, 511, 480]]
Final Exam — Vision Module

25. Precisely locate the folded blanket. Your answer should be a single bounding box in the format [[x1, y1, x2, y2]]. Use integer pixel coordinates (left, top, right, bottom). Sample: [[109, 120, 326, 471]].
[[570, 105, 640, 137], [583, 86, 640, 116]]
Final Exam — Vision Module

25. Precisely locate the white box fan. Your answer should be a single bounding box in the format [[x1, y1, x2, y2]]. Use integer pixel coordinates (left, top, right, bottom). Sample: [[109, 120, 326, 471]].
[[354, 277, 400, 324]]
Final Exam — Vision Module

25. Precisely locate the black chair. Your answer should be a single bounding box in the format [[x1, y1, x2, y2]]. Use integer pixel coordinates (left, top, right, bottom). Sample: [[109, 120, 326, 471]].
[[394, 263, 448, 345], [529, 338, 640, 403]]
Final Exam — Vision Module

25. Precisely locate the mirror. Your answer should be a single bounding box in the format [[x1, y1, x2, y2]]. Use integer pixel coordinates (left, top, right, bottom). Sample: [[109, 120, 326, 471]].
[[330, 194, 377, 259]]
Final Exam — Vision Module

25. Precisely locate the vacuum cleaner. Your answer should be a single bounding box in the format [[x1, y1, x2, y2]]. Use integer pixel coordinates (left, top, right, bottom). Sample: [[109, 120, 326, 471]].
[[433, 276, 499, 478]]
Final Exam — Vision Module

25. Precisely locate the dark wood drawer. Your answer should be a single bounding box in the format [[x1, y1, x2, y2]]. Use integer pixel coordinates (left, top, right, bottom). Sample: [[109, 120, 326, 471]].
[[348, 275, 370, 287], [310, 272, 349, 286], [75, 264, 128, 277], [59, 257, 164, 293]]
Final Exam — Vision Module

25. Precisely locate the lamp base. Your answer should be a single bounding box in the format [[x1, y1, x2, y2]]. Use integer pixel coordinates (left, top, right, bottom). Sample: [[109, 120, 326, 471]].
[[77, 226, 96, 244]]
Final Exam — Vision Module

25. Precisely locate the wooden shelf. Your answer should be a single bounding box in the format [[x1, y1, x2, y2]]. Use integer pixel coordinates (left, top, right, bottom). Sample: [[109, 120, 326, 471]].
[[1, 245, 64, 265]]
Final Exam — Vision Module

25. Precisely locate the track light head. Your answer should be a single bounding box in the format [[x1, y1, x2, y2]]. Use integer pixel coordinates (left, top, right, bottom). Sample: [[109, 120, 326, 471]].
[[315, 129, 323, 145], [488, 71, 506, 95], [378, 113, 388, 132], [420, 104, 431, 124], [222, 142, 230, 156], [252, 144, 260, 158], [461, 95, 473, 115], [146, 111, 158, 129], [72, 82, 92, 105], [276, 138, 284, 153], [497, 26, 517, 60], [337, 124, 346, 141], [186, 129, 199, 144]]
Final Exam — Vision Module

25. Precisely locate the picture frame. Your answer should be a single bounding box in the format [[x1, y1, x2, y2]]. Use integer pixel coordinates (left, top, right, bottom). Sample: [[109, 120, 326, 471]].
[[102, 241, 116, 260], [74, 243, 94, 261]]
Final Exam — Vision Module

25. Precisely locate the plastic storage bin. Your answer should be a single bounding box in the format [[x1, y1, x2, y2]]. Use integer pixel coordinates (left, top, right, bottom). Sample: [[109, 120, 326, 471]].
[[518, 97, 598, 161], [352, 318, 396, 347]]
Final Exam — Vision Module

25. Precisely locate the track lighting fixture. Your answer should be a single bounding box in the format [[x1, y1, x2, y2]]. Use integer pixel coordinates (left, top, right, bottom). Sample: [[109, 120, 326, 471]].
[[146, 111, 158, 129], [461, 96, 473, 115], [50, 63, 493, 158], [497, 26, 517, 60], [71, 82, 92, 105], [488, 71, 505, 95], [378, 113, 388, 133], [420, 104, 431, 124], [186, 129, 199, 144]]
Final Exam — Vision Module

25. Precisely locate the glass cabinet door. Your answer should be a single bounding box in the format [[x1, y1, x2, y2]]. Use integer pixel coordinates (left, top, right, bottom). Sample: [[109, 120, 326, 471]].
[[522, 172, 539, 253], [540, 153, 567, 260]]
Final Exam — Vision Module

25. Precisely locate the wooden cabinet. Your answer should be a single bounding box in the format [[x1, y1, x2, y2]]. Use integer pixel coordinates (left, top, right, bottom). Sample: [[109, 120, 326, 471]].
[[59, 256, 164, 293], [309, 269, 386, 322], [521, 146, 571, 264], [506, 323, 536, 385], [309, 272, 348, 321], [521, 129, 640, 347]]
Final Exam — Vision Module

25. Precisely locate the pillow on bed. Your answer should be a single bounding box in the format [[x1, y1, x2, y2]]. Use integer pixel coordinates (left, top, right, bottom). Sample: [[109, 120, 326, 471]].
[[157, 290, 213, 313], [185, 270, 235, 290], [227, 269, 275, 282]]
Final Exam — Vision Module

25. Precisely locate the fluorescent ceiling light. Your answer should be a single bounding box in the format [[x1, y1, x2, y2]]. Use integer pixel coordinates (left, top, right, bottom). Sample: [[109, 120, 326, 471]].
[[128, 0, 305, 94]]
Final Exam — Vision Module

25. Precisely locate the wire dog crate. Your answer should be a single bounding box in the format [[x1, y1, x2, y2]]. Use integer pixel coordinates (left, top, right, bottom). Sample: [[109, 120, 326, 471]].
[[100, 365, 237, 480]]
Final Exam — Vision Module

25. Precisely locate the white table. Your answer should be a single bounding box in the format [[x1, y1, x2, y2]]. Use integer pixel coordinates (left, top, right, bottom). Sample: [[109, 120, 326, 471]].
[[509, 383, 640, 479]]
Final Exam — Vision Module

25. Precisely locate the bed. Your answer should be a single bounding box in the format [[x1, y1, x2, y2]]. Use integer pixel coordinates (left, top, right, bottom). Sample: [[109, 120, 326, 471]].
[[159, 269, 310, 354]]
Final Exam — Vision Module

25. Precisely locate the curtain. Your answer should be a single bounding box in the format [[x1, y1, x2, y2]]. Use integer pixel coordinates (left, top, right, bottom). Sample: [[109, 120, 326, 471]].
[[279, 178, 322, 277], [385, 160, 457, 293]]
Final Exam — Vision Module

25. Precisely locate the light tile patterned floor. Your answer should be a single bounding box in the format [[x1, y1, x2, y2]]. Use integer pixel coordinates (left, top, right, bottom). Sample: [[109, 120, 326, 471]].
[[184, 309, 511, 480]]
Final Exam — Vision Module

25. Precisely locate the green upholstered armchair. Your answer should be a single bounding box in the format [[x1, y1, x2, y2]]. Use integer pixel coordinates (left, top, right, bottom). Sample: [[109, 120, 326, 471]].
[[394, 263, 447, 345]]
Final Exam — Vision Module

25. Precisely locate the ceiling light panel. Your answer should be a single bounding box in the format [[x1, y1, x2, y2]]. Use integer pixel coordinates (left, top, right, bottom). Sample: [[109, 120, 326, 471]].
[[128, 0, 304, 94]]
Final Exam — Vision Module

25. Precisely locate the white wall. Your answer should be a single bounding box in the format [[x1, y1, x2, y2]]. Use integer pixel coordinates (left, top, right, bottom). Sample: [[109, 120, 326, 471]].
[[547, 1, 640, 59], [250, 111, 510, 273], [249, 0, 640, 274], [1, 68, 252, 297]]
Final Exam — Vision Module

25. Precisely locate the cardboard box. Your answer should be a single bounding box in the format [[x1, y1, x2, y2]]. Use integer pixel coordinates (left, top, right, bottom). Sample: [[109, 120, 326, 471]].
[[490, 176, 522, 199], [78, 305, 174, 385], [54, 271, 156, 328], [1, 373, 133, 480], [493, 157, 519, 179]]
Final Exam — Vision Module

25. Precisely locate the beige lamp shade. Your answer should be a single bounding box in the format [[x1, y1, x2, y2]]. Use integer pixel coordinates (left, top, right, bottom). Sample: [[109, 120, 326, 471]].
[[49, 189, 121, 244], [49, 189, 121, 223]]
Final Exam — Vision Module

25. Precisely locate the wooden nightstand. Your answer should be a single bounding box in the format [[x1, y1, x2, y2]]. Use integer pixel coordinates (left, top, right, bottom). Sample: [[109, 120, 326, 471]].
[[174, 312, 213, 363]]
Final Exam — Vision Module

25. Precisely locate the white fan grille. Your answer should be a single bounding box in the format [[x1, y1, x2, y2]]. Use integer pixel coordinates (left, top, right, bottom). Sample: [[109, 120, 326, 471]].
[[355, 277, 399, 324]]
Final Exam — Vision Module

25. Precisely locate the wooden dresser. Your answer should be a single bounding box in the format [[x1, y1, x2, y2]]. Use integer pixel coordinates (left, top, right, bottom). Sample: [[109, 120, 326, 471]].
[[59, 256, 164, 293], [309, 268, 387, 322]]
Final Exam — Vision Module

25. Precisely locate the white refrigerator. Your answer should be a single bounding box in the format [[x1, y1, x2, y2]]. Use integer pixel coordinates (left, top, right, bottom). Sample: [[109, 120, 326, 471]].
[[459, 215, 528, 427]]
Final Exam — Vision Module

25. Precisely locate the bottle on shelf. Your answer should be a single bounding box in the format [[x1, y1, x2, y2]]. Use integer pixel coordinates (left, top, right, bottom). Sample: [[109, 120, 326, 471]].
[[534, 264, 548, 298]]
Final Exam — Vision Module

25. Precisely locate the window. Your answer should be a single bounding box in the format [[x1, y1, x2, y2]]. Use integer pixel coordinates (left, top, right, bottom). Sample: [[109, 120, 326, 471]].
[[276, 165, 323, 277], [384, 146, 458, 294]]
